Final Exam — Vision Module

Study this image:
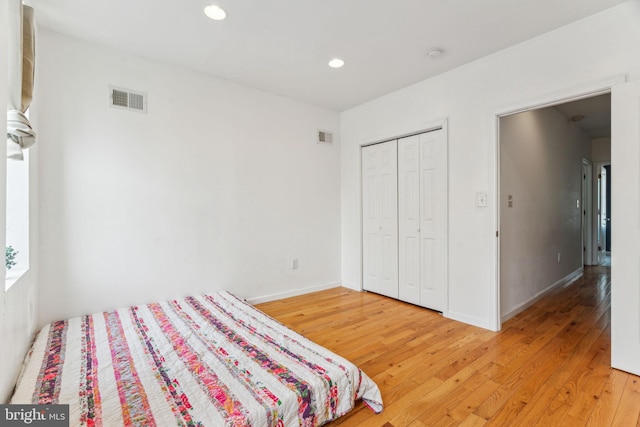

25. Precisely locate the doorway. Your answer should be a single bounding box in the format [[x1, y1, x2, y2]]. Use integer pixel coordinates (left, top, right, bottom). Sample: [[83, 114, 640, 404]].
[[493, 78, 640, 376], [498, 93, 611, 323]]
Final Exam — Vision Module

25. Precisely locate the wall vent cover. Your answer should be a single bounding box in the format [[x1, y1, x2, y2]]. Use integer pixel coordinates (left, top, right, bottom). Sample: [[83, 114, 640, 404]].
[[109, 86, 147, 113], [317, 130, 333, 144]]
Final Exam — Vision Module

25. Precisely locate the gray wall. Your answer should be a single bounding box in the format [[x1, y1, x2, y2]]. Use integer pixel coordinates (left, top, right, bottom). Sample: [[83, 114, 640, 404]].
[[500, 106, 591, 319], [592, 137, 611, 162]]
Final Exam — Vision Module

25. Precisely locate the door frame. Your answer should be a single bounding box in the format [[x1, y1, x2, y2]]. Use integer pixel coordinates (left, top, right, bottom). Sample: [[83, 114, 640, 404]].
[[490, 75, 624, 331]]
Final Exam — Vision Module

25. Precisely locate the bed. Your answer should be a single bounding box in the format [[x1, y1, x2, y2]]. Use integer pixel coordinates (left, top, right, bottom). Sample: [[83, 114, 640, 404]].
[[11, 291, 382, 426]]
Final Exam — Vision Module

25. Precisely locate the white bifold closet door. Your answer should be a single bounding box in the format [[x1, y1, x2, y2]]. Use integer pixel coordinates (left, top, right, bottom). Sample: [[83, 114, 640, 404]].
[[398, 130, 446, 311], [362, 129, 446, 311], [362, 140, 399, 299]]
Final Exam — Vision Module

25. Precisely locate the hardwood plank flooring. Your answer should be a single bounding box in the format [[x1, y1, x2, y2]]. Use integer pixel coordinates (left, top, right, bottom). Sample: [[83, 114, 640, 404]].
[[256, 264, 639, 426]]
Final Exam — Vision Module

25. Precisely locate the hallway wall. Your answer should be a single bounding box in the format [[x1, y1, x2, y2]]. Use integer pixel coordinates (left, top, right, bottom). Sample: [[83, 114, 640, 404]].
[[500, 107, 590, 319]]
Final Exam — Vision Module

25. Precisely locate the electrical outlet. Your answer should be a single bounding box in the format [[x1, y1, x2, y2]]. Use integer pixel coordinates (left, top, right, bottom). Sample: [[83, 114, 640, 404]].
[[291, 259, 299, 270]]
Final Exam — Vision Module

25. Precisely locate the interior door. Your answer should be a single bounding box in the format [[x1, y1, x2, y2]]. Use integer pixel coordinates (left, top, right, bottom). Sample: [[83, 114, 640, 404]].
[[605, 165, 612, 252], [362, 140, 399, 298], [398, 135, 421, 304], [419, 130, 446, 311], [599, 166, 607, 263], [611, 80, 640, 375], [581, 160, 592, 265]]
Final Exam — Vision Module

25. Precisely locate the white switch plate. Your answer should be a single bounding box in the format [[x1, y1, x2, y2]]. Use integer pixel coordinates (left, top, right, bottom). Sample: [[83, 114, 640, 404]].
[[476, 192, 488, 207]]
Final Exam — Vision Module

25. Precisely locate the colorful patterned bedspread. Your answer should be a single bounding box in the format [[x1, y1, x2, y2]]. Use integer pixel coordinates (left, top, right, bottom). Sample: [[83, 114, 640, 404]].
[[11, 291, 382, 426]]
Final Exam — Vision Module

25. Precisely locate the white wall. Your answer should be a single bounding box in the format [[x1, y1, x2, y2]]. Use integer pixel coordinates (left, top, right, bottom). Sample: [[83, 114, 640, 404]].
[[0, 1, 40, 402], [499, 107, 590, 319], [36, 29, 341, 326], [340, 1, 640, 329]]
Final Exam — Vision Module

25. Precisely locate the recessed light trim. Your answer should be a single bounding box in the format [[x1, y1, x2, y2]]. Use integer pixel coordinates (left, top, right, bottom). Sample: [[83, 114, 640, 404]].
[[328, 58, 345, 69], [204, 4, 227, 20]]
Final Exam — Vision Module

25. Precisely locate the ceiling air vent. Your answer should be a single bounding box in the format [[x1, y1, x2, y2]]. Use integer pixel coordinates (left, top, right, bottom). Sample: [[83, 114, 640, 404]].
[[109, 86, 147, 113], [317, 130, 333, 144]]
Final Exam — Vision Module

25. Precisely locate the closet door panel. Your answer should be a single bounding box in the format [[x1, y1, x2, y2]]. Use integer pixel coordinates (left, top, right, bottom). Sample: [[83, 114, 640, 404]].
[[419, 130, 445, 311], [362, 141, 398, 298], [362, 148, 381, 292], [398, 135, 421, 304]]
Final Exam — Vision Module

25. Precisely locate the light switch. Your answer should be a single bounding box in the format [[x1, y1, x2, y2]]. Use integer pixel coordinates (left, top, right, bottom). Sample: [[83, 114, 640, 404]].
[[508, 195, 513, 208], [476, 192, 487, 207]]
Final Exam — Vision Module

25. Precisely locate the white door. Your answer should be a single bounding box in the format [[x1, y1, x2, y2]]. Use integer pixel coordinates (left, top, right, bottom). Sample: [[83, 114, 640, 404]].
[[598, 166, 608, 263], [419, 130, 447, 311], [581, 160, 592, 265], [398, 135, 421, 304], [362, 140, 399, 298], [398, 130, 447, 311], [611, 80, 640, 375]]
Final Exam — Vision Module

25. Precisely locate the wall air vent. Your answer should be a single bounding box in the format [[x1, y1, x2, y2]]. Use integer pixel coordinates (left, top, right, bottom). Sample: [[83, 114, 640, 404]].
[[317, 130, 333, 144], [109, 86, 147, 113]]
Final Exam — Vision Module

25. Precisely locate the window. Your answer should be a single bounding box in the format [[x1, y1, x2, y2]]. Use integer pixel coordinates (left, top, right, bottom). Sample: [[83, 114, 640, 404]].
[[5, 149, 29, 288], [5, 2, 35, 289]]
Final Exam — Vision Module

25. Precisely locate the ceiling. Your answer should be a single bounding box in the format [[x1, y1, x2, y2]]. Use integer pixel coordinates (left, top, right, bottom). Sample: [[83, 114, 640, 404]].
[[27, 0, 629, 111], [554, 94, 612, 138]]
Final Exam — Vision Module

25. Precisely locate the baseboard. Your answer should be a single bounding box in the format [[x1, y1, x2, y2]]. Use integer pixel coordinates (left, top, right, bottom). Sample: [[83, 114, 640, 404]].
[[340, 281, 360, 291], [446, 311, 496, 331], [246, 281, 342, 305], [501, 267, 584, 323]]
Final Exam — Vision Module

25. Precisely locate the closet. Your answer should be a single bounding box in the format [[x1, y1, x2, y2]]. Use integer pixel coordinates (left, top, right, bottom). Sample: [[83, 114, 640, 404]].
[[362, 128, 447, 311]]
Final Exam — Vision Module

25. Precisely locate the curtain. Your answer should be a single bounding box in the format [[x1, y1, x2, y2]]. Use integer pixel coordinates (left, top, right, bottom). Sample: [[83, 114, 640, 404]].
[[7, 1, 35, 160]]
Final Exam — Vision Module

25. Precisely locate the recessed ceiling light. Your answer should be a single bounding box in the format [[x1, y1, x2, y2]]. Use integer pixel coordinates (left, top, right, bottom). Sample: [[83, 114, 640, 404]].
[[204, 4, 227, 20], [328, 58, 345, 69]]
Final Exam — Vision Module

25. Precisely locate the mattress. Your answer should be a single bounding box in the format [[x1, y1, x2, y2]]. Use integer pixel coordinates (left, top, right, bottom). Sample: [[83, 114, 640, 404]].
[[11, 291, 382, 426]]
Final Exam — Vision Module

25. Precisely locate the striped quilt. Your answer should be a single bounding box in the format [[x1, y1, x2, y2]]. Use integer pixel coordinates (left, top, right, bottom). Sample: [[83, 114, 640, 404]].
[[11, 291, 382, 426]]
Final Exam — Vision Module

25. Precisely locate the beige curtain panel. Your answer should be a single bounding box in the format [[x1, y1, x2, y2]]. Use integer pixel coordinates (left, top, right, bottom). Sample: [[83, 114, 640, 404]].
[[7, 1, 36, 160]]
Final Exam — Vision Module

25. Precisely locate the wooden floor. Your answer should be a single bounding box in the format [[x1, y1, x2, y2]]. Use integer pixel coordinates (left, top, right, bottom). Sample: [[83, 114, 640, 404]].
[[256, 264, 640, 426]]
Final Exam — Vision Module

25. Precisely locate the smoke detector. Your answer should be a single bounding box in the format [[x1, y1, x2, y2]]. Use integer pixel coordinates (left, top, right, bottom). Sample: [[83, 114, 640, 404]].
[[427, 49, 443, 60]]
